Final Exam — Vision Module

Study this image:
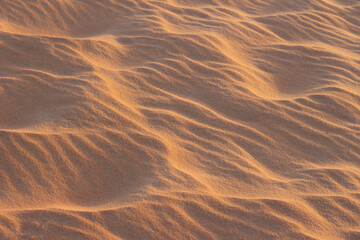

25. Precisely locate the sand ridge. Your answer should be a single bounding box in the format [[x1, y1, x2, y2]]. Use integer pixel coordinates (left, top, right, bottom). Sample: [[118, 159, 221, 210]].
[[0, 0, 359, 239]]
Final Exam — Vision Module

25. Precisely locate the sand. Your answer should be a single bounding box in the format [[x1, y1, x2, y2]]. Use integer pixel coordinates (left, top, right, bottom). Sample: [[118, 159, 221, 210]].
[[0, 0, 359, 239]]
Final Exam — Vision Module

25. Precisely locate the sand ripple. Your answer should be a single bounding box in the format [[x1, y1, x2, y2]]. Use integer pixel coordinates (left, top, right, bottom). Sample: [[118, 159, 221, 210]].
[[0, 0, 359, 239]]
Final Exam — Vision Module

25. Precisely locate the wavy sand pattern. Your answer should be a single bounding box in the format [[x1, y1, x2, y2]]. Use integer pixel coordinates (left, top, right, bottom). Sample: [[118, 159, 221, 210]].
[[0, 0, 359, 239]]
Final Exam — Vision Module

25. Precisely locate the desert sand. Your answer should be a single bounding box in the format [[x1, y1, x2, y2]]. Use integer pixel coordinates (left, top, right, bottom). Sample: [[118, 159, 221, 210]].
[[0, 0, 359, 239]]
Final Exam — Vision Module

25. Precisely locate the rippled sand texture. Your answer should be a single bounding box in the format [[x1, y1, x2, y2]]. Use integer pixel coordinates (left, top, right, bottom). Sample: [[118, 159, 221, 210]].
[[0, 0, 359, 239]]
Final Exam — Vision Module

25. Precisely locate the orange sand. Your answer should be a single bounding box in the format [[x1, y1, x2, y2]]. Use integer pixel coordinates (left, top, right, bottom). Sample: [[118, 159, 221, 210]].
[[0, 0, 359, 239]]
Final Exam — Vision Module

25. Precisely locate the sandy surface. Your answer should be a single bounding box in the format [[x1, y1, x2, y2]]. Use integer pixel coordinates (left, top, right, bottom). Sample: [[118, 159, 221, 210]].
[[0, 0, 359, 239]]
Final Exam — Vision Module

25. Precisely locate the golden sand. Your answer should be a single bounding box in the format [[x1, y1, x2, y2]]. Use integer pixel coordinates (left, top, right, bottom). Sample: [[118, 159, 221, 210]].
[[0, 0, 359, 239]]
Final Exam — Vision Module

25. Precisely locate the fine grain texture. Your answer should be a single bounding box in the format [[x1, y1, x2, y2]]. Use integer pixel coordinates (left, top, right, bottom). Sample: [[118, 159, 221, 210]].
[[0, 0, 359, 239]]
